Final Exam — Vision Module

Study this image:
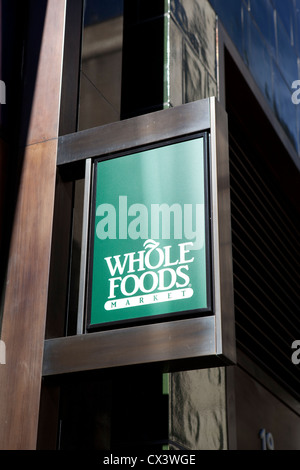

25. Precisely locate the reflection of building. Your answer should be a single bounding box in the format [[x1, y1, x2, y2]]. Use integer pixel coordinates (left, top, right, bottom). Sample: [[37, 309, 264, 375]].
[[0, 0, 299, 450]]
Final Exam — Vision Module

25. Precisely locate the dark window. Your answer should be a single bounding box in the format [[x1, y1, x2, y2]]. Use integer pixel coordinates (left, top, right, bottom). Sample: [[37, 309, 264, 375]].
[[226, 52, 300, 402], [57, 371, 168, 451], [121, 0, 166, 119]]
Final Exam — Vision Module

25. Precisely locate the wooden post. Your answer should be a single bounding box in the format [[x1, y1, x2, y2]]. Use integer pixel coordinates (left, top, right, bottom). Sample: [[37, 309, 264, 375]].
[[0, 0, 66, 449]]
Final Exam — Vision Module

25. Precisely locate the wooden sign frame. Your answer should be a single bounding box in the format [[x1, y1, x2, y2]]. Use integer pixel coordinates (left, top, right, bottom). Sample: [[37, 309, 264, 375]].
[[43, 98, 236, 376]]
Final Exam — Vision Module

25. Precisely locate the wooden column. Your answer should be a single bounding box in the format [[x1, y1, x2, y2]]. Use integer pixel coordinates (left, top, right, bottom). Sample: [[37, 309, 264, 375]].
[[0, 0, 66, 449]]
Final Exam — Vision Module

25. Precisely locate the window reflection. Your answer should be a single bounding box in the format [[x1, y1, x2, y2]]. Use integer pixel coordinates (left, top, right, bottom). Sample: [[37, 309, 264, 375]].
[[79, 0, 124, 130], [247, 18, 273, 107], [208, 0, 300, 155], [273, 0, 295, 44], [250, 0, 276, 56], [276, 15, 299, 88]]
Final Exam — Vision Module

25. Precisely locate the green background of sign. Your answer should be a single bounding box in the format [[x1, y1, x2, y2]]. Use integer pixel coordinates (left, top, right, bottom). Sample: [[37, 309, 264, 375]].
[[89, 137, 209, 326]]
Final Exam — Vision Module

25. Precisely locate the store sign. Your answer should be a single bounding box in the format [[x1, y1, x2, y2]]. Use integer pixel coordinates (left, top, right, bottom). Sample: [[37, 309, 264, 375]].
[[45, 98, 235, 375], [88, 135, 211, 328]]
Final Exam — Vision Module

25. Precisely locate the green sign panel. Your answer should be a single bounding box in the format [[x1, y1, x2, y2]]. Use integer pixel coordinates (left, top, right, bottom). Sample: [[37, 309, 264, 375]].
[[88, 135, 211, 328]]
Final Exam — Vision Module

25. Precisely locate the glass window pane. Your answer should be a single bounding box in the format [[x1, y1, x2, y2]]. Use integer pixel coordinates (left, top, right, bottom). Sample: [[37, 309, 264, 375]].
[[276, 15, 299, 86], [78, 0, 124, 130], [248, 20, 273, 106], [249, 0, 276, 55], [273, 0, 294, 42]]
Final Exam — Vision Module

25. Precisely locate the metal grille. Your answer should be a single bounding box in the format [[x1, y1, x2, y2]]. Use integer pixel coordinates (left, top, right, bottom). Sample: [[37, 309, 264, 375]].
[[229, 133, 300, 401]]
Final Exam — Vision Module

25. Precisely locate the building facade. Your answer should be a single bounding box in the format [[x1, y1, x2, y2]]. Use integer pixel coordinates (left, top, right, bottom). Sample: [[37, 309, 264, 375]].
[[0, 0, 299, 450]]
